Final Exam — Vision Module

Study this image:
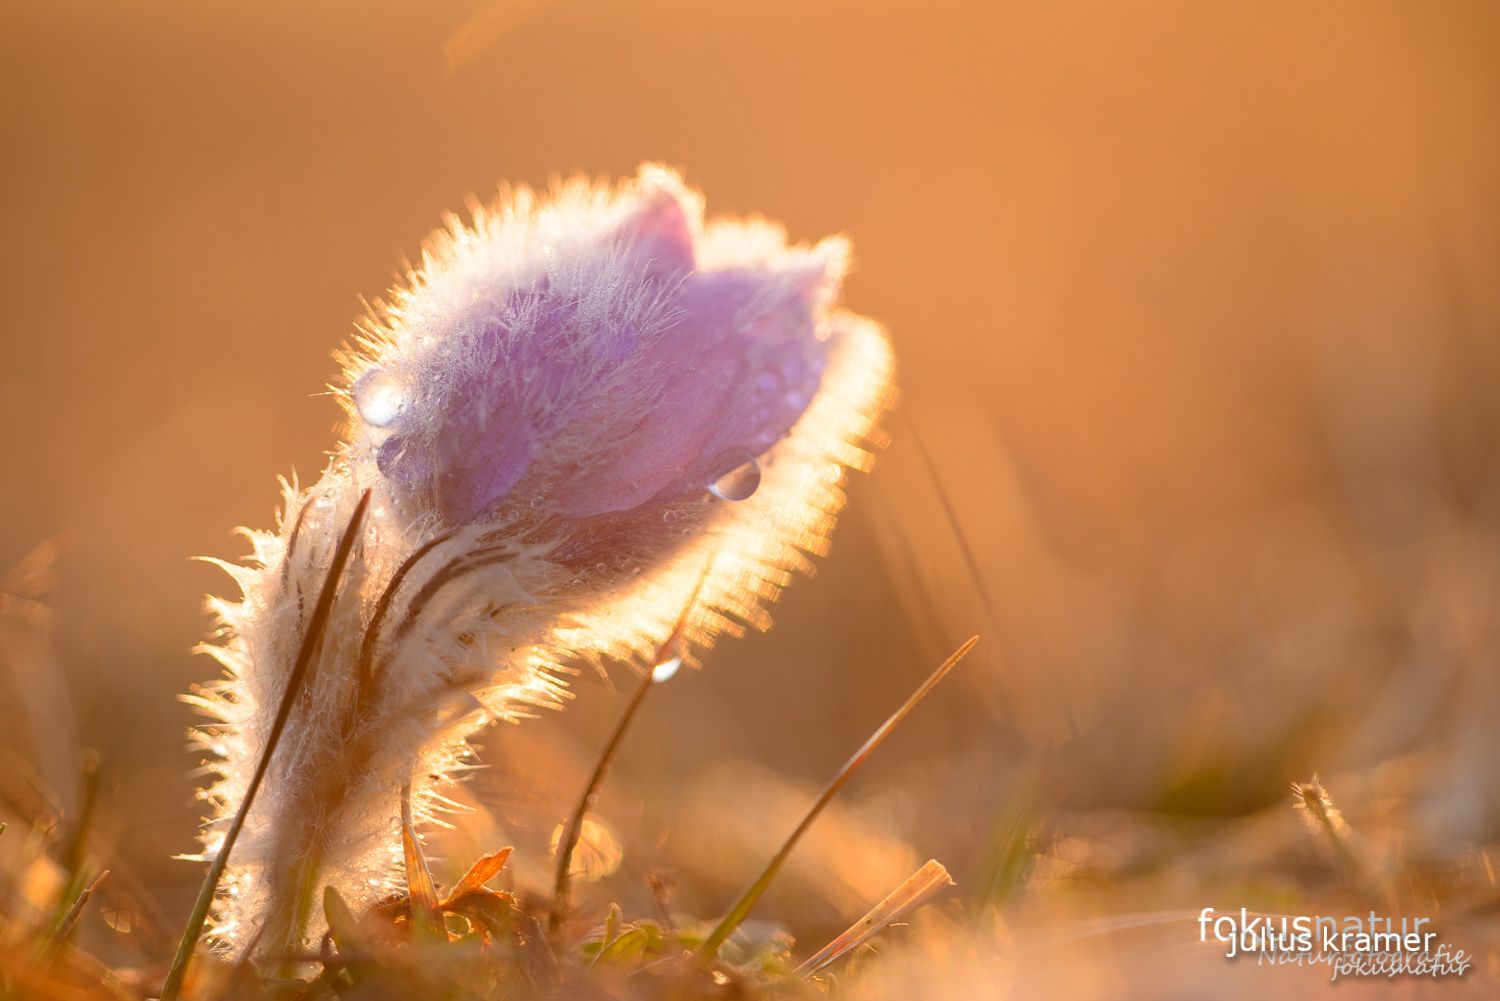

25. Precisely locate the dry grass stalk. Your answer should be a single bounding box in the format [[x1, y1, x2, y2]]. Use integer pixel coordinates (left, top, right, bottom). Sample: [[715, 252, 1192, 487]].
[[795, 859, 953, 977]]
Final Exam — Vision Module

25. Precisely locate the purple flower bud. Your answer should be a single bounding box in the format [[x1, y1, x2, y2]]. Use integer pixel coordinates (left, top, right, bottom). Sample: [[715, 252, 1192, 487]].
[[349, 171, 842, 531]]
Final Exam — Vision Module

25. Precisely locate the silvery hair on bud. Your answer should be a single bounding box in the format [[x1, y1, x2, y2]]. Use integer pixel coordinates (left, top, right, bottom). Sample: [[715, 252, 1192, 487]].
[[184, 164, 895, 955]]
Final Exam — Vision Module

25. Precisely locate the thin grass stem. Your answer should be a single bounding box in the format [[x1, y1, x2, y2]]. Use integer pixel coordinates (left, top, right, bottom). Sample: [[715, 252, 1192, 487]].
[[900, 411, 1001, 644], [550, 664, 653, 941], [160, 489, 372, 1001], [901, 412, 1080, 738], [696, 636, 978, 965], [550, 576, 709, 938]]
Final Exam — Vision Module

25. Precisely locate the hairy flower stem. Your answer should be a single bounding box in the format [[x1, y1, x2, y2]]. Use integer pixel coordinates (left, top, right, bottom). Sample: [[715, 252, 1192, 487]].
[[268, 854, 325, 979], [696, 636, 978, 966], [162, 490, 372, 1001]]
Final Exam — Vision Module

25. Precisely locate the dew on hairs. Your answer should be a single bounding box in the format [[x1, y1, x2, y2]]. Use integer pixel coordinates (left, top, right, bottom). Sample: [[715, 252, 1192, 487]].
[[354, 368, 408, 428]]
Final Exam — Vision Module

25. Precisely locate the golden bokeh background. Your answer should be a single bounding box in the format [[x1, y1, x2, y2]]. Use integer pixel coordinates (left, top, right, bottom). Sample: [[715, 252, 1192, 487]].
[[3, 1, 1500, 991]]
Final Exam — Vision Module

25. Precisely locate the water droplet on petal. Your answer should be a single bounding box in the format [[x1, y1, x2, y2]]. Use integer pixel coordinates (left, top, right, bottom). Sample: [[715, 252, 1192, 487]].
[[707, 449, 761, 501], [652, 655, 682, 683], [354, 369, 408, 428]]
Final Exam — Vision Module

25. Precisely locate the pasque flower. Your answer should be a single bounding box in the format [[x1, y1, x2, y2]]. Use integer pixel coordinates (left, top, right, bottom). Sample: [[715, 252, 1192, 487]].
[[186, 165, 894, 955]]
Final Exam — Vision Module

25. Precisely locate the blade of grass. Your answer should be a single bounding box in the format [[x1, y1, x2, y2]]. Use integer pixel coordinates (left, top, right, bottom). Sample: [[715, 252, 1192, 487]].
[[795, 860, 952, 976], [550, 667, 652, 938], [900, 411, 1001, 644], [161, 489, 372, 1001], [696, 636, 978, 965], [401, 782, 445, 942], [971, 797, 1041, 914], [901, 412, 1080, 739], [550, 572, 709, 936]]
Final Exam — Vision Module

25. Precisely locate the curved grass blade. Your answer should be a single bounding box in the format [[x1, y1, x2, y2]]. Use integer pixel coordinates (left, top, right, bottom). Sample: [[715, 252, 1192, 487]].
[[551, 571, 709, 936], [161, 489, 372, 1001], [696, 636, 977, 965]]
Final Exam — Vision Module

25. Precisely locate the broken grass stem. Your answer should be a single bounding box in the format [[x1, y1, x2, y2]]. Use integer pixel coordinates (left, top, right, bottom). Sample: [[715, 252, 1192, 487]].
[[41, 869, 109, 964], [161, 490, 372, 1001], [795, 859, 953, 976], [696, 635, 978, 965]]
